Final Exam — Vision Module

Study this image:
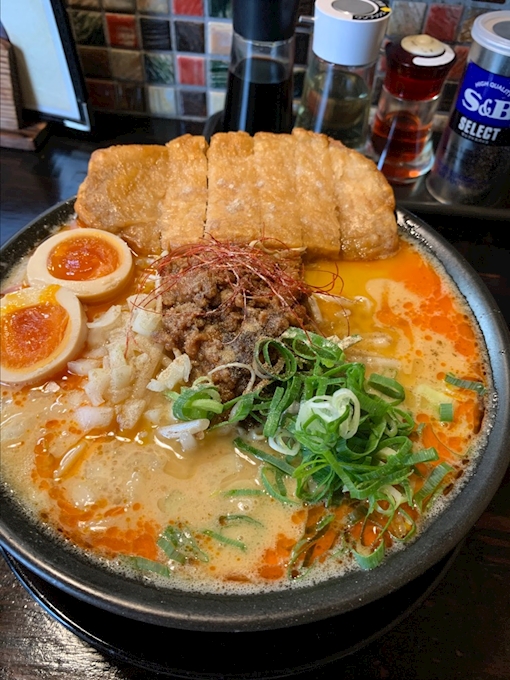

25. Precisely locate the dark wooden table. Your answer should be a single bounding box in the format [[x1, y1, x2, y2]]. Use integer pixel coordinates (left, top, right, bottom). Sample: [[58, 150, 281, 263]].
[[1, 115, 509, 680]]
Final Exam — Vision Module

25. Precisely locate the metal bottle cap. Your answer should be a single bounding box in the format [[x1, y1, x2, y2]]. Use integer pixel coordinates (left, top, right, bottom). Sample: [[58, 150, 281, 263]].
[[471, 10, 510, 57]]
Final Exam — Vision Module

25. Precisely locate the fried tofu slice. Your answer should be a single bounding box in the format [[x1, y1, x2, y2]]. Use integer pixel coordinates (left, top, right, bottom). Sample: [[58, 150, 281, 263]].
[[205, 132, 263, 244], [328, 139, 398, 260], [160, 134, 208, 251], [253, 132, 303, 250], [75, 131, 398, 262], [75, 144, 170, 255], [292, 128, 342, 260]]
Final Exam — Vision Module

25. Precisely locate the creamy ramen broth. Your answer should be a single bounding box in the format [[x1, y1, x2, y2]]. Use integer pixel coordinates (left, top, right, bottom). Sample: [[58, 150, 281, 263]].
[[0, 228, 490, 593]]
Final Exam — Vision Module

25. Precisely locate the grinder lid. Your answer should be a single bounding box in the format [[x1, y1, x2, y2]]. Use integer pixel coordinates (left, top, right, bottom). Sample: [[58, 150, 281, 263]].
[[233, 0, 300, 42]]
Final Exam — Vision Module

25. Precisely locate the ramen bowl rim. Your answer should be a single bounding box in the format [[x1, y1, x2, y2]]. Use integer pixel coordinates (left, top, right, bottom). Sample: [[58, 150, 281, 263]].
[[1, 200, 509, 633]]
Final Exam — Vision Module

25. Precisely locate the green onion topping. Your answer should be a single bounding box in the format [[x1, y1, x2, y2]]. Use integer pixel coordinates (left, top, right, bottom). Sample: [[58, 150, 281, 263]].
[[445, 373, 486, 395], [164, 328, 460, 572]]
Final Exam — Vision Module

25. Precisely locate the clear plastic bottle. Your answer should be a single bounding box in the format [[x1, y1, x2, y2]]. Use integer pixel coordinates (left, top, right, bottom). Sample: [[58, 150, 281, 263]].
[[296, 55, 374, 150], [295, 0, 391, 152], [426, 11, 510, 205]]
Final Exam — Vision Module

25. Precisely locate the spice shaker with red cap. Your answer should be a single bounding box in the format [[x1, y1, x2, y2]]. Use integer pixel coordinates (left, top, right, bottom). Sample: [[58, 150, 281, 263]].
[[371, 34, 456, 183]]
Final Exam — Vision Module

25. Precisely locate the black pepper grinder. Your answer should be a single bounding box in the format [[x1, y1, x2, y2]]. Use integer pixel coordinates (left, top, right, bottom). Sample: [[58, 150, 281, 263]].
[[222, 0, 299, 135]]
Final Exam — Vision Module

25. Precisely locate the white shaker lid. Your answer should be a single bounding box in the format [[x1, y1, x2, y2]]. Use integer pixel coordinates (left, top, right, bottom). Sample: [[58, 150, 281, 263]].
[[313, 0, 391, 66]]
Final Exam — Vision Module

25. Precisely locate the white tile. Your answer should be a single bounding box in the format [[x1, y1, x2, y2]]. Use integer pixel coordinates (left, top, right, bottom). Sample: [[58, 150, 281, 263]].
[[207, 89, 225, 115], [148, 85, 177, 116], [207, 20, 232, 56], [136, 0, 169, 13]]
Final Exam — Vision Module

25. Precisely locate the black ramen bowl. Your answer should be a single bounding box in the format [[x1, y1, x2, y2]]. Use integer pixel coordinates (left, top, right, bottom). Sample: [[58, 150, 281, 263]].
[[1, 200, 509, 633]]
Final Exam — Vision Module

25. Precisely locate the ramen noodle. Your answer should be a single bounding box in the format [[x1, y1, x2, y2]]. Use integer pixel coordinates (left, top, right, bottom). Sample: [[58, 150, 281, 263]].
[[0, 217, 490, 594]]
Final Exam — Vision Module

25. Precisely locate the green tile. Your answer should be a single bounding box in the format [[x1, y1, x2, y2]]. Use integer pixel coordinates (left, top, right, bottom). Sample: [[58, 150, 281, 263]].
[[208, 0, 231, 19], [209, 59, 228, 88], [145, 53, 175, 84], [70, 10, 106, 46]]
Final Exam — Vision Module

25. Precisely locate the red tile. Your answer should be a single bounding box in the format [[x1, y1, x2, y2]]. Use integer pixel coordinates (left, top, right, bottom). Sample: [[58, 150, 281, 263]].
[[448, 45, 469, 82], [173, 0, 203, 15], [424, 4, 463, 43], [86, 79, 116, 109], [177, 55, 205, 85], [105, 13, 138, 49]]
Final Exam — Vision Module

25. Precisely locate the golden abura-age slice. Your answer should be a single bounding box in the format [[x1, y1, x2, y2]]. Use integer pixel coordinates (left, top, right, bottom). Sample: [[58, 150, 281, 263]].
[[253, 132, 303, 251], [205, 132, 263, 244], [291, 128, 342, 260], [75, 144, 172, 255], [161, 134, 208, 251], [328, 139, 398, 261]]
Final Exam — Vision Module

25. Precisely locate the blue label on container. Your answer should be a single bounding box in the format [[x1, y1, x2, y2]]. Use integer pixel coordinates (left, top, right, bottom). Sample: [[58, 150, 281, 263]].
[[449, 62, 510, 146]]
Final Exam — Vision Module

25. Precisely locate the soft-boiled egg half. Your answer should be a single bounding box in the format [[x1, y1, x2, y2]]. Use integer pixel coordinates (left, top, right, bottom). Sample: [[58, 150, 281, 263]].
[[0, 284, 87, 385], [26, 228, 133, 303]]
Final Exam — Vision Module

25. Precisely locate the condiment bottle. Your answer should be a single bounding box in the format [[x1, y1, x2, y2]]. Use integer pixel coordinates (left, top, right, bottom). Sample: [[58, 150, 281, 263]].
[[294, 0, 391, 151], [371, 35, 456, 183], [427, 11, 510, 205], [222, 0, 299, 135]]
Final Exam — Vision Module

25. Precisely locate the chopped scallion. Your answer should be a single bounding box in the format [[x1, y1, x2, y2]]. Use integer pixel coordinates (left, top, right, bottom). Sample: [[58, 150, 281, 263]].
[[439, 402, 454, 422], [368, 374, 405, 403], [445, 373, 486, 395], [352, 539, 385, 570], [219, 514, 264, 527], [222, 488, 266, 498], [127, 556, 172, 577], [202, 529, 247, 552]]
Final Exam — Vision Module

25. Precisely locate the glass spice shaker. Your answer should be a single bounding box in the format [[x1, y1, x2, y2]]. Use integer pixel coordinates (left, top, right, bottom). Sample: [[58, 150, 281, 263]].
[[294, 0, 391, 152], [427, 11, 510, 205], [371, 35, 456, 183], [222, 0, 299, 135]]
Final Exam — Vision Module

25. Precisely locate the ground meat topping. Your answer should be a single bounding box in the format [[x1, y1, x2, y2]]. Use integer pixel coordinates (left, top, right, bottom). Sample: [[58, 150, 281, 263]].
[[154, 242, 312, 401]]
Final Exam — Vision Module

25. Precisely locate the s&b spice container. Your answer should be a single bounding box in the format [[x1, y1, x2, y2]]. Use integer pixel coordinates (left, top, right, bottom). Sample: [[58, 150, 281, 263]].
[[427, 11, 510, 205]]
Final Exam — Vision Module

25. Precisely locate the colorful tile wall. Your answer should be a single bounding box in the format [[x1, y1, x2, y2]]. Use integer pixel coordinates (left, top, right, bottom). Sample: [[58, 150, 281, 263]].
[[65, 0, 507, 124]]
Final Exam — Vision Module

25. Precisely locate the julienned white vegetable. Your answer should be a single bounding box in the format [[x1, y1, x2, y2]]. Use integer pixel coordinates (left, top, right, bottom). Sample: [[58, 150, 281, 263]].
[[130, 306, 162, 336], [266, 388, 361, 458], [157, 418, 210, 451], [268, 432, 301, 457], [87, 305, 123, 329], [86, 306, 126, 347], [327, 334, 362, 350], [68, 358, 102, 376], [54, 441, 87, 480], [75, 405, 114, 432], [295, 388, 361, 440], [374, 484, 405, 515], [84, 367, 110, 406], [147, 354, 192, 392]]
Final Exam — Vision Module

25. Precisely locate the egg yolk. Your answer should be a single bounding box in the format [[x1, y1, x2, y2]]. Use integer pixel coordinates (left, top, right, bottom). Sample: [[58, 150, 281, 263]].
[[0, 303, 68, 369], [47, 236, 119, 281]]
